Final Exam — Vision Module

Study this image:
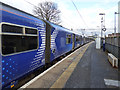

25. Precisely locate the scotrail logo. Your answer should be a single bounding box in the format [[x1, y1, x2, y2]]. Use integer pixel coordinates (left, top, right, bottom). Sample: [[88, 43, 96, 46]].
[[51, 28, 59, 54], [31, 25, 59, 69]]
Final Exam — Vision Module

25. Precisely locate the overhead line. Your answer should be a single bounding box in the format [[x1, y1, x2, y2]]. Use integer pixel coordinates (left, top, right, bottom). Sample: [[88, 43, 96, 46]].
[[24, 0, 80, 30], [79, 28, 114, 31], [71, 0, 88, 28], [24, 0, 37, 7], [24, 0, 88, 31]]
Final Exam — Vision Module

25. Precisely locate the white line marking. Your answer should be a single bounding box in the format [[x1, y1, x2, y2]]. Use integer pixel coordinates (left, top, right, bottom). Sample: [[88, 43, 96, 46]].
[[19, 44, 86, 89], [104, 79, 120, 87]]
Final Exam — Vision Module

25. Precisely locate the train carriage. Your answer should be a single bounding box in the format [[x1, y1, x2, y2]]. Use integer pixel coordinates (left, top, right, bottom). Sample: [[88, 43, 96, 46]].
[[0, 2, 46, 88], [48, 23, 73, 61], [0, 2, 93, 89], [74, 35, 82, 49]]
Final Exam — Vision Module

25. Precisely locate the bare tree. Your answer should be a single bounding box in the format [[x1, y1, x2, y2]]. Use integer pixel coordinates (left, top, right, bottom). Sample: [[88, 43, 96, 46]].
[[33, 1, 61, 24]]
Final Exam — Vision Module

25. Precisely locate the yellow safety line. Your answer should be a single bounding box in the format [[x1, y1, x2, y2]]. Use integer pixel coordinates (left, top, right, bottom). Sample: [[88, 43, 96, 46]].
[[50, 42, 91, 88]]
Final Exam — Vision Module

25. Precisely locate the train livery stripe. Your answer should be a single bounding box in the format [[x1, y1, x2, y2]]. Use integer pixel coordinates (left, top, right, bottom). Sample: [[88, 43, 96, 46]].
[[0, 8, 39, 22]]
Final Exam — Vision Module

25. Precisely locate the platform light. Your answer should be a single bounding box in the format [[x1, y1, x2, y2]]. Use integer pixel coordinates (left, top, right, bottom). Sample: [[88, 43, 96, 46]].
[[99, 13, 105, 38], [114, 12, 119, 34], [99, 13, 105, 15]]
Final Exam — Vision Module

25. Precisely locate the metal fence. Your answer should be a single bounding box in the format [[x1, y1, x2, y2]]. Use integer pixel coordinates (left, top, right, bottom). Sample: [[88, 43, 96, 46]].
[[105, 37, 120, 59]]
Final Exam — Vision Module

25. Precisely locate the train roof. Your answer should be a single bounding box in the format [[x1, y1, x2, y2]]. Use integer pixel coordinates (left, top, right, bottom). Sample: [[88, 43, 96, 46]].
[[0, 2, 81, 36], [0, 2, 45, 25], [0, 2, 40, 20], [48, 22, 81, 36]]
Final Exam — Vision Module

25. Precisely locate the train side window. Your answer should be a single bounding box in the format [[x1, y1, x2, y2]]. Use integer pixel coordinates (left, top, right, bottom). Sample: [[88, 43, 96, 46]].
[[2, 24, 38, 55], [76, 36, 79, 42], [2, 35, 22, 55], [66, 34, 71, 44], [25, 28, 37, 34], [2, 24, 23, 33]]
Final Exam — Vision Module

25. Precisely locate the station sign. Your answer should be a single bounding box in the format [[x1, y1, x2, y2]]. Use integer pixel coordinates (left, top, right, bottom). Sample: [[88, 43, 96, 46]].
[[102, 28, 106, 31]]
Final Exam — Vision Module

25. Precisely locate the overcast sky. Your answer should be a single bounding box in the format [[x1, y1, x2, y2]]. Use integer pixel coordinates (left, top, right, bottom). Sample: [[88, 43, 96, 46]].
[[0, 0, 120, 36]]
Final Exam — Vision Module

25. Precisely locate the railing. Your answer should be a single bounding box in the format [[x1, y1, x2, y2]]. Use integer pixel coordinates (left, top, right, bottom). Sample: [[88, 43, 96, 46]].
[[105, 37, 120, 59]]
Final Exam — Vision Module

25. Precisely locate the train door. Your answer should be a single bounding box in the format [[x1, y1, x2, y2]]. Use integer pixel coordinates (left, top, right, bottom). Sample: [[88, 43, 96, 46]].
[[44, 21, 51, 65], [72, 34, 75, 50], [0, 23, 2, 89]]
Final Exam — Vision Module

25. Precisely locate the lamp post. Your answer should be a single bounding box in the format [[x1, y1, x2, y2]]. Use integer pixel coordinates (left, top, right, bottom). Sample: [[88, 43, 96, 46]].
[[114, 12, 119, 35], [97, 26, 100, 37], [99, 13, 105, 38]]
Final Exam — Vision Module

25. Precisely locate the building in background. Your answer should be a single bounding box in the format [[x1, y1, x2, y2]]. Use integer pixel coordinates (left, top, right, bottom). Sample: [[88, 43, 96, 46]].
[[108, 33, 120, 37]]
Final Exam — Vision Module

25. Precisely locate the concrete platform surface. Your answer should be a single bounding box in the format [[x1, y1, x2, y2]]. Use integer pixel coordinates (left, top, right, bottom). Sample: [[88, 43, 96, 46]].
[[20, 41, 91, 89], [20, 41, 119, 89], [64, 42, 119, 88]]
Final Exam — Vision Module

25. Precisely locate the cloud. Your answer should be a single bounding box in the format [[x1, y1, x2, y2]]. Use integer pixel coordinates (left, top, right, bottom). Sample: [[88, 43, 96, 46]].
[[58, 0, 119, 36], [0, 0, 119, 36]]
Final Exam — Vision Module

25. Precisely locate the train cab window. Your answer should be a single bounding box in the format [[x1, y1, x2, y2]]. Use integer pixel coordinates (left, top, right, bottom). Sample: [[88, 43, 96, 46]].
[[2, 24, 38, 55], [66, 34, 71, 44]]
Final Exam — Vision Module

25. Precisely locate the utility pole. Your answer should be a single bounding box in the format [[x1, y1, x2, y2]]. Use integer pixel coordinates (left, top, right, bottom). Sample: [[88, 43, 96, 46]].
[[99, 13, 106, 38], [114, 12, 119, 35]]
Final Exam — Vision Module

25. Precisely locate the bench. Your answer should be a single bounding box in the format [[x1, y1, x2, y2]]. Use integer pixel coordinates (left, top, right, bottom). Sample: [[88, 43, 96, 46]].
[[108, 53, 118, 68]]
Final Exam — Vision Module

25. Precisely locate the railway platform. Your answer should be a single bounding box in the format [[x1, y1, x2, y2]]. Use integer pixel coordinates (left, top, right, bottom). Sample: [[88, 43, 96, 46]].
[[20, 41, 119, 89]]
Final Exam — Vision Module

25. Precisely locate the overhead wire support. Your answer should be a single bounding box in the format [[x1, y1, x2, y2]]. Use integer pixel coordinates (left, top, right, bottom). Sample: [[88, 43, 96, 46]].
[[24, 0, 37, 7], [71, 0, 88, 29]]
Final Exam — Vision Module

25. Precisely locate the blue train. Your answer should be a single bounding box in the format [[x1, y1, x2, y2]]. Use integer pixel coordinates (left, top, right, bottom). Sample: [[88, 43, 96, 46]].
[[0, 2, 93, 89]]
